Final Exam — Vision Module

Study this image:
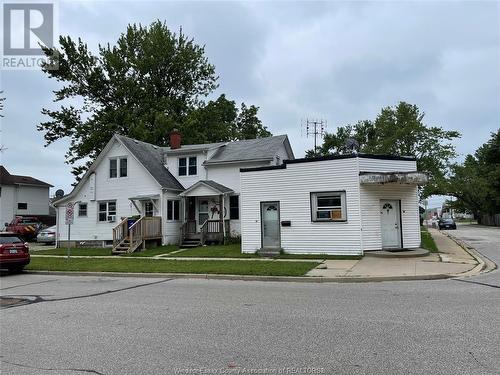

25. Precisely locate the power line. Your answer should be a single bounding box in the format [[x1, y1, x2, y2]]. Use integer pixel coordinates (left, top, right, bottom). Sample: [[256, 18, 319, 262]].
[[302, 118, 326, 156]]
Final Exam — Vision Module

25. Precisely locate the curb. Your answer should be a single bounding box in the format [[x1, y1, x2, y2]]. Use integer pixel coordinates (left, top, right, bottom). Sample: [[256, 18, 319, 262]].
[[24, 270, 453, 283], [441, 231, 497, 277]]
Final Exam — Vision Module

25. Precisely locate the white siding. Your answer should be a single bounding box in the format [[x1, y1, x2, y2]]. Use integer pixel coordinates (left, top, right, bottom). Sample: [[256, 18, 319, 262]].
[[241, 156, 421, 255], [0, 184, 49, 228], [358, 158, 417, 172], [165, 151, 208, 188], [360, 184, 420, 250], [56, 140, 161, 243], [15, 185, 50, 215], [241, 158, 363, 255], [0, 185, 15, 228]]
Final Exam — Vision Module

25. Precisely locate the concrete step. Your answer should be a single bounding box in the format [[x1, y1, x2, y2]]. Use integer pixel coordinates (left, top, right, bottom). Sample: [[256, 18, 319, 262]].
[[257, 248, 280, 257]]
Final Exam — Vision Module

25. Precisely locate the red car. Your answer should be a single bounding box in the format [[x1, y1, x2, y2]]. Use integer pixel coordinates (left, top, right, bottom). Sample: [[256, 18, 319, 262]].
[[0, 233, 30, 273]]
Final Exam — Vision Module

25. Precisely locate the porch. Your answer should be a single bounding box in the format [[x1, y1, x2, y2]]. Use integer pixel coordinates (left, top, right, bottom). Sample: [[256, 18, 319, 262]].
[[179, 180, 234, 247], [112, 216, 162, 254]]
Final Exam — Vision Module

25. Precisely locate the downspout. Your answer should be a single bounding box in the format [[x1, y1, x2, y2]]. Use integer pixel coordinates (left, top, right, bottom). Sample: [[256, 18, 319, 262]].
[[356, 156, 364, 255], [55, 204, 59, 248], [160, 189, 165, 245]]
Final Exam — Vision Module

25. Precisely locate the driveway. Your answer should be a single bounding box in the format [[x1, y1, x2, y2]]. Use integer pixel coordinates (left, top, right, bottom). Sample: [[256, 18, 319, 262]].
[[1, 224, 499, 375], [445, 224, 500, 286]]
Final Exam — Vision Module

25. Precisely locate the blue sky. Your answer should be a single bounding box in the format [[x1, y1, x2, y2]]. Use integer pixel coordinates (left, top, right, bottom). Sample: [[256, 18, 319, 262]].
[[1, 0, 499, 208]]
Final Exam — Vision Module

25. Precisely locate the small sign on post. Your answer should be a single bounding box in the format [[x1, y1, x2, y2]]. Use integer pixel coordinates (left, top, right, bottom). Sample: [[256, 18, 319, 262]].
[[65, 203, 74, 259]]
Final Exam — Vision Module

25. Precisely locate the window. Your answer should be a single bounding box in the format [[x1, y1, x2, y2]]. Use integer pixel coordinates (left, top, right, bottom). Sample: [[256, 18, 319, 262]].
[[119, 158, 127, 177], [98, 201, 116, 222], [18, 203, 28, 210], [229, 195, 239, 220], [311, 191, 347, 222], [178, 158, 187, 176], [188, 157, 197, 175], [178, 157, 197, 176], [109, 159, 117, 178], [167, 200, 180, 221], [78, 203, 87, 217], [110, 158, 127, 178], [145, 202, 154, 217]]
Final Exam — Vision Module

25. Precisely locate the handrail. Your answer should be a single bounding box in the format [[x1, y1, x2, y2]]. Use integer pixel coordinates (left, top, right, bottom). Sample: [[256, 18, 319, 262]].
[[200, 219, 208, 245], [112, 217, 129, 248]]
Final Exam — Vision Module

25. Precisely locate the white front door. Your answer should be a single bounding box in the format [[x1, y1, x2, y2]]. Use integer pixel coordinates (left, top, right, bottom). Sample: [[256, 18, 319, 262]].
[[261, 201, 280, 249], [380, 200, 402, 249]]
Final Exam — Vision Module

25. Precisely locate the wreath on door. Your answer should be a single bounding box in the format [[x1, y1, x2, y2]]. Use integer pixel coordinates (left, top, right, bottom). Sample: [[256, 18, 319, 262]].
[[210, 203, 227, 218]]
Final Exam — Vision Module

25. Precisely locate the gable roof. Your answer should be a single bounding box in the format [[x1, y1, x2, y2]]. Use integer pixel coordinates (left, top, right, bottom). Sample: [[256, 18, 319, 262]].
[[179, 180, 234, 196], [115, 135, 184, 190], [0, 166, 53, 187], [204, 135, 294, 165]]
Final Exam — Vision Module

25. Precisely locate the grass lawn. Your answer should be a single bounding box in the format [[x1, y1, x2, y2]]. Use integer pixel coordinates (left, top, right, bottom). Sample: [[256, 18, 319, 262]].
[[33, 245, 179, 257], [174, 243, 362, 260], [420, 226, 439, 253], [123, 246, 179, 257], [33, 248, 113, 256], [26, 257, 319, 276], [172, 244, 258, 258]]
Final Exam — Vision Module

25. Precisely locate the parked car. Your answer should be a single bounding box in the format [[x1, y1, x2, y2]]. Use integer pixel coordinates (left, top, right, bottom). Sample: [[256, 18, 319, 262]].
[[438, 218, 457, 230], [37, 225, 56, 244], [0, 233, 30, 272], [4, 216, 43, 241]]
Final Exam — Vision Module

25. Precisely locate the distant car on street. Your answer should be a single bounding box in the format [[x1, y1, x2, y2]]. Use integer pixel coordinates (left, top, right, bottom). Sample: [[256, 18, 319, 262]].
[[0, 232, 30, 272], [439, 218, 457, 230], [37, 225, 56, 244]]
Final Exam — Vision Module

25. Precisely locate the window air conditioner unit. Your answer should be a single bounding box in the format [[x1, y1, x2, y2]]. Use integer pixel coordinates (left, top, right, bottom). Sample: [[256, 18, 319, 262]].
[[108, 215, 116, 222]]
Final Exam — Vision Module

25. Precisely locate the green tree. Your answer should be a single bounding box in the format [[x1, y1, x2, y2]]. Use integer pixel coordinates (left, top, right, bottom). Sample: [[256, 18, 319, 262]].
[[38, 21, 270, 181], [182, 95, 271, 144], [308, 102, 461, 197], [448, 130, 500, 219]]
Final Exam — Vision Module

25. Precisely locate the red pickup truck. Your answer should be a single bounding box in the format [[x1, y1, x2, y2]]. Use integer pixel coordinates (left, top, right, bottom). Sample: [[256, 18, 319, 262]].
[[4, 217, 43, 240]]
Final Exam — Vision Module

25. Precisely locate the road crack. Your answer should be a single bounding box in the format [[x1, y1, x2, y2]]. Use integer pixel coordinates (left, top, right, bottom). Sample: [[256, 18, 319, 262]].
[[1, 278, 173, 309], [1, 359, 106, 374]]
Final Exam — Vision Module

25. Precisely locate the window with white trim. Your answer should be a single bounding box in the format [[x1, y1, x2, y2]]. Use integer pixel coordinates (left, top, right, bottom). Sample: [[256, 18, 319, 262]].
[[178, 156, 197, 176], [167, 200, 180, 221], [110, 157, 127, 178], [98, 201, 116, 222], [311, 191, 347, 222]]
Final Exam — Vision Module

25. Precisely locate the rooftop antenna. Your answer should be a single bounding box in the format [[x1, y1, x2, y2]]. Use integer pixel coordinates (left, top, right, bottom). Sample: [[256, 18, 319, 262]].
[[302, 118, 326, 156], [345, 138, 360, 155]]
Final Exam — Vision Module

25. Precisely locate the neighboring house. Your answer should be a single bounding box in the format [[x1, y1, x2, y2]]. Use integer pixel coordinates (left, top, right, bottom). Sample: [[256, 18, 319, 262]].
[[240, 154, 428, 255], [53, 131, 294, 252], [0, 166, 53, 229]]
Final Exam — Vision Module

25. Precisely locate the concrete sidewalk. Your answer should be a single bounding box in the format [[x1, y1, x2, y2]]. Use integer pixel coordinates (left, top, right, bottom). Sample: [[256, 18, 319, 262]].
[[307, 228, 481, 279]]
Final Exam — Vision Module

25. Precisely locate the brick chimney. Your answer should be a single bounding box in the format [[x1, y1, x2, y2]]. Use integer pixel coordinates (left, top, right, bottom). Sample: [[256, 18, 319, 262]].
[[169, 129, 182, 150]]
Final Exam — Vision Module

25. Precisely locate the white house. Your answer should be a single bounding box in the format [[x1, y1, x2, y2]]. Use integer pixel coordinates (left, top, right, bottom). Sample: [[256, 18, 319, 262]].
[[53, 132, 294, 252], [240, 154, 427, 255], [0, 166, 53, 229]]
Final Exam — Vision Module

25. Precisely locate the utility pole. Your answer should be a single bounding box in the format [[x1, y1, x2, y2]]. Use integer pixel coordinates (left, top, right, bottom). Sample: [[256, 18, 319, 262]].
[[302, 119, 326, 156]]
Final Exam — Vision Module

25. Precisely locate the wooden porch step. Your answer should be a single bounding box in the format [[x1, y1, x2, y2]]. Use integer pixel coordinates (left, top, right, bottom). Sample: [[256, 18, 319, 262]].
[[181, 239, 201, 248]]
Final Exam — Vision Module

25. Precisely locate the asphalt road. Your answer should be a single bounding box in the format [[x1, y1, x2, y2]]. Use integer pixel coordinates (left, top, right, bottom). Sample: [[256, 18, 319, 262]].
[[1, 225, 499, 375]]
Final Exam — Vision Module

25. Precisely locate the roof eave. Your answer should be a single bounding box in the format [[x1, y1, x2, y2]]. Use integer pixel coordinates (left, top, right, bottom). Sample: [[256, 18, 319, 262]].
[[204, 157, 274, 166]]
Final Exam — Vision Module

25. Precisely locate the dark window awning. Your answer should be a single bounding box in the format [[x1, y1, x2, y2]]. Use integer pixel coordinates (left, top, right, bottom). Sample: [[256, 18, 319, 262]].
[[359, 171, 428, 185]]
